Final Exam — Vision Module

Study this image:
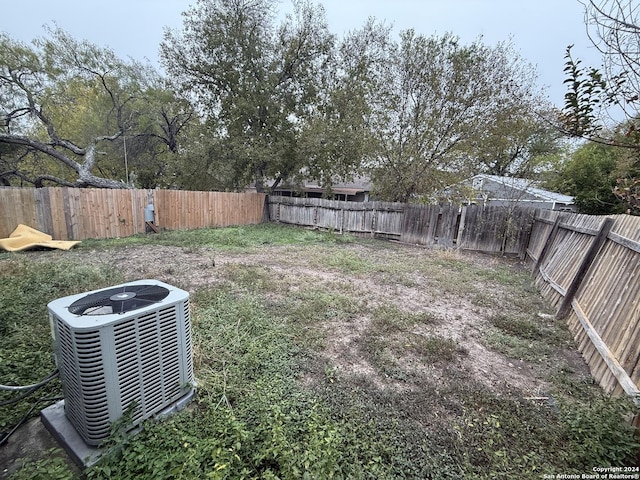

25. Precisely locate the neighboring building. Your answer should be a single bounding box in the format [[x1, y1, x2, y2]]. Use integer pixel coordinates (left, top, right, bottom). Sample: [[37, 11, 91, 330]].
[[448, 174, 576, 211], [268, 176, 372, 202]]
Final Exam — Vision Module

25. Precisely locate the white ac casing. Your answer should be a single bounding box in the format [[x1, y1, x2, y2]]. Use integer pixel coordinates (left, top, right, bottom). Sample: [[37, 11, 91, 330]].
[[47, 279, 194, 446]]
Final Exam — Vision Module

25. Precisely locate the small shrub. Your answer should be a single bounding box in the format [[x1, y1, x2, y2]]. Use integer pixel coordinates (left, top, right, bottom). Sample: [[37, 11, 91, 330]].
[[560, 396, 640, 467]]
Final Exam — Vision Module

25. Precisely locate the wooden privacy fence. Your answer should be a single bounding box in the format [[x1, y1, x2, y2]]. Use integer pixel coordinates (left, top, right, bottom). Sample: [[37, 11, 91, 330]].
[[0, 187, 266, 240], [3, 187, 638, 405], [268, 195, 535, 256], [527, 210, 640, 405]]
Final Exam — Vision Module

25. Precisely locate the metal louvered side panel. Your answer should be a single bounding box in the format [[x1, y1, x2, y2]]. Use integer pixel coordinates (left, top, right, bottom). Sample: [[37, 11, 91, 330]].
[[112, 303, 189, 426], [54, 318, 82, 427], [55, 316, 110, 446], [113, 317, 143, 423], [74, 330, 109, 444], [138, 310, 165, 417], [182, 299, 194, 384], [158, 305, 181, 401]]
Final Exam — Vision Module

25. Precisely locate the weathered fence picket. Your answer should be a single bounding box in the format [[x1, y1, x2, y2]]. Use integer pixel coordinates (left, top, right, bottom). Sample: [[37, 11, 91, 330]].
[[528, 211, 640, 403]]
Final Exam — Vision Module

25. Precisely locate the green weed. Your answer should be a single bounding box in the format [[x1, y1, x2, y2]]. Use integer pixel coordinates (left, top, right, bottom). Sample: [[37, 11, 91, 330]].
[[284, 286, 364, 326], [325, 249, 374, 273], [78, 223, 348, 251], [483, 312, 574, 365], [8, 449, 76, 480], [371, 304, 440, 332], [483, 328, 551, 363], [559, 396, 640, 467], [220, 263, 274, 291], [489, 313, 541, 340], [409, 334, 466, 361]]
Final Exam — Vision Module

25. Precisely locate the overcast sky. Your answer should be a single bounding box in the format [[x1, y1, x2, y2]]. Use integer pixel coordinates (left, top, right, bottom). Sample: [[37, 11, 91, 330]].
[[2, 0, 602, 108]]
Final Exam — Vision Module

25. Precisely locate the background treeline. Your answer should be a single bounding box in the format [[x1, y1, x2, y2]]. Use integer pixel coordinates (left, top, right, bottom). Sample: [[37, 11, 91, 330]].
[[1, 0, 639, 214]]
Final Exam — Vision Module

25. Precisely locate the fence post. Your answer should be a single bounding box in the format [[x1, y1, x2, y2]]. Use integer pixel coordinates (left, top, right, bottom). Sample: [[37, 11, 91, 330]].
[[518, 209, 536, 260], [371, 208, 376, 238], [262, 195, 271, 223], [556, 217, 614, 319]]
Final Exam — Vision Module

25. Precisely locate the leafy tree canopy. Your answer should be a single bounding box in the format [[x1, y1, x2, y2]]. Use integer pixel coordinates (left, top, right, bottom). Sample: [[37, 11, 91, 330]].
[[0, 27, 192, 188], [364, 31, 550, 202], [470, 106, 565, 179], [546, 140, 626, 214], [161, 0, 370, 192], [0, 1, 566, 198]]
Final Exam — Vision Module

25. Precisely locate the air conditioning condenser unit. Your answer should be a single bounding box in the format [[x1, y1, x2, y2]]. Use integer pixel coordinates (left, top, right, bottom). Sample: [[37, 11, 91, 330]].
[[42, 279, 195, 463]]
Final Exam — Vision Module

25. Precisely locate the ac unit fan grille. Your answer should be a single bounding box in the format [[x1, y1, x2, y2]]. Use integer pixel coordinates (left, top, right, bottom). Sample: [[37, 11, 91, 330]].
[[68, 284, 170, 316]]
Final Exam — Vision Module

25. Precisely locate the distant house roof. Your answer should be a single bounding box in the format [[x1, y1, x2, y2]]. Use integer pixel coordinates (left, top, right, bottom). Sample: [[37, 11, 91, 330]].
[[441, 174, 574, 210], [247, 176, 371, 194], [280, 176, 371, 196], [471, 174, 574, 204]]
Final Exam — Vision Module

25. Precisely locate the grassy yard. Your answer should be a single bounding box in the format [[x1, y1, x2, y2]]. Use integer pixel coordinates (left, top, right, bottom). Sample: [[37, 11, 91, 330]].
[[1, 224, 638, 479]]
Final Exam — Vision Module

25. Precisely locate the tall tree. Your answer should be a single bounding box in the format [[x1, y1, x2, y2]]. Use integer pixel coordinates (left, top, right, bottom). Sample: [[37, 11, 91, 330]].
[[162, 0, 363, 192], [294, 19, 389, 190], [0, 28, 191, 188], [560, 1, 640, 143], [585, 0, 640, 123], [366, 32, 545, 202]]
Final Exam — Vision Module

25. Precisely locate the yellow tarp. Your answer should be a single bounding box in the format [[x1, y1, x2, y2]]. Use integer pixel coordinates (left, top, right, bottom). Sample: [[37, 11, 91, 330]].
[[0, 224, 81, 252]]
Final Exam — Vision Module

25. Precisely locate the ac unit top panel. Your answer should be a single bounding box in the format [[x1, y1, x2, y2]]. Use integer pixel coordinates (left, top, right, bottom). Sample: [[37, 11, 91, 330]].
[[48, 279, 189, 330]]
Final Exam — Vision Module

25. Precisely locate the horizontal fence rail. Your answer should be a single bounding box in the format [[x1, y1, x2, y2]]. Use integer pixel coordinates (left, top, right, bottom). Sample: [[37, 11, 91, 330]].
[[268, 195, 535, 256], [0, 187, 266, 240]]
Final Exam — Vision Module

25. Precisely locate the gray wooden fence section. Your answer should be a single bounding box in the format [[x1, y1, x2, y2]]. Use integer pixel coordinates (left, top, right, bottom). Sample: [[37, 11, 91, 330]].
[[268, 196, 535, 256], [270, 196, 640, 408], [4, 187, 637, 406], [527, 210, 640, 407]]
